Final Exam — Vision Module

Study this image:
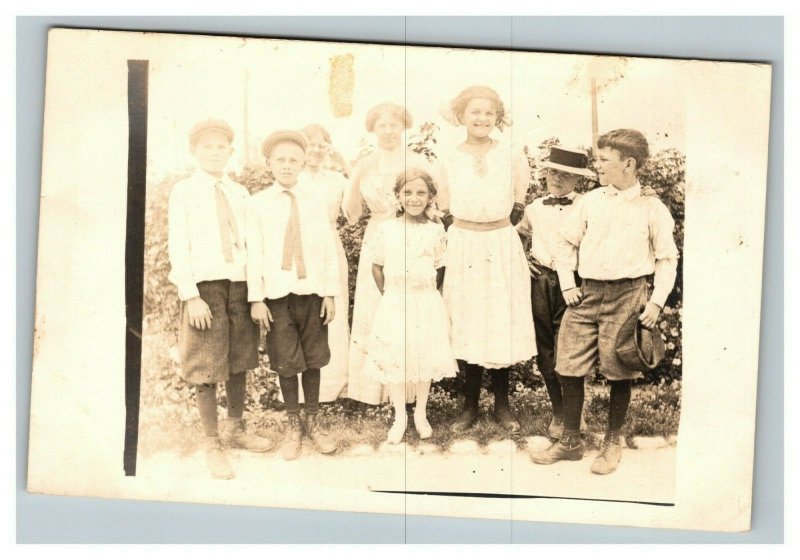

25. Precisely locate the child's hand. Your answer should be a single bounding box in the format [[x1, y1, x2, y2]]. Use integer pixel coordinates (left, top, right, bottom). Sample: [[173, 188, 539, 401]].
[[562, 287, 583, 306], [320, 296, 336, 326], [638, 302, 661, 329], [250, 301, 273, 332], [187, 297, 213, 330], [641, 185, 659, 198], [330, 148, 348, 170], [510, 202, 525, 226], [528, 259, 542, 278]]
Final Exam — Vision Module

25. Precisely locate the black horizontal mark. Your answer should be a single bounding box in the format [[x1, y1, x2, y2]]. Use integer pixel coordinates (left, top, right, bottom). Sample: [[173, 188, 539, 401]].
[[373, 489, 674, 507]]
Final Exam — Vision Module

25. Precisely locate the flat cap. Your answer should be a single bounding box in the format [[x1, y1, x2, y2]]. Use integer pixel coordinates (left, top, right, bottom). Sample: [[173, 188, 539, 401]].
[[188, 118, 235, 145], [261, 130, 308, 158]]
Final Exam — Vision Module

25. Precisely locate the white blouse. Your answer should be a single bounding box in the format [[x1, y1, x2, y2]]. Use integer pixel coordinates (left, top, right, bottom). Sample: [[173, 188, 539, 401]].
[[439, 140, 529, 223]]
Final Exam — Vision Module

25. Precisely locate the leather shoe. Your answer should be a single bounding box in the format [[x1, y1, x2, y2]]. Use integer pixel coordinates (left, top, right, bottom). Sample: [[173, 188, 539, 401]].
[[547, 417, 564, 440], [281, 414, 303, 461], [204, 437, 235, 480], [220, 418, 275, 453], [304, 413, 337, 454], [450, 408, 478, 434], [530, 436, 585, 465], [591, 433, 622, 475], [492, 407, 520, 433]]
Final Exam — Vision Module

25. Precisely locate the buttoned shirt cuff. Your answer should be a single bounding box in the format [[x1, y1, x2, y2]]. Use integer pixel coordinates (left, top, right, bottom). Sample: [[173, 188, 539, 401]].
[[247, 286, 263, 303], [323, 279, 339, 298], [650, 257, 678, 309], [177, 282, 200, 301], [557, 269, 577, 291]]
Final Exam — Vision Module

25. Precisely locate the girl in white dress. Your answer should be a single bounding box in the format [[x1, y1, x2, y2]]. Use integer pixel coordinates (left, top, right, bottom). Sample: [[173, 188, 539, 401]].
[[343, 103, 432, 405], [438, 85, 537, 434], [364, 169, 457, 443]]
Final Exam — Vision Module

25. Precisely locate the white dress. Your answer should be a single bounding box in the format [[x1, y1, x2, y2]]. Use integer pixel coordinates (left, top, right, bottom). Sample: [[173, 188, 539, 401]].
[[345, 148, 431, 404], [364, 219, 458, 384], [441, 141, 537, 368], [278, 170, 349, 404]]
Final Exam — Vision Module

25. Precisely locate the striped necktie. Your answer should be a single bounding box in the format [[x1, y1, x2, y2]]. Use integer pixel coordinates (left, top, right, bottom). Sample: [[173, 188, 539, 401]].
[[214, 180, 240, 262], [282, 189, 307, 279]]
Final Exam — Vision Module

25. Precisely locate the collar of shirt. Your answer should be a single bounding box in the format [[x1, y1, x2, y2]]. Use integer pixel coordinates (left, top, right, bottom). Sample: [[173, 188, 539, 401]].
[[604, 181, 642, 200], [544, 191, 578, 202], [269, 179, 303, 197], [195, 169, 231, 189]]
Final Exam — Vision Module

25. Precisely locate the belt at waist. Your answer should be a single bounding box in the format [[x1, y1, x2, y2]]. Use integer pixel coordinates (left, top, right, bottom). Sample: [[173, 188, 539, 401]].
[[384, 279, 438, 293], [583, 276, 647, 286], [452, 216, 511, 232]]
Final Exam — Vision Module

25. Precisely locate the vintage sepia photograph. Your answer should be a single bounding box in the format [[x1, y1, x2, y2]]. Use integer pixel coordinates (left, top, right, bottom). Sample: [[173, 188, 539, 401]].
[[138, 39, 685, 503], [28, 27, 772, 532]]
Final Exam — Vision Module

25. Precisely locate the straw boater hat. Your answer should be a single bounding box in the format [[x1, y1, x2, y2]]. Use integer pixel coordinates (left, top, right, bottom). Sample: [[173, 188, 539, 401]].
[[615, 312, 667, 371], [543, 146, 597, 179], [261, 130, 308, 158]]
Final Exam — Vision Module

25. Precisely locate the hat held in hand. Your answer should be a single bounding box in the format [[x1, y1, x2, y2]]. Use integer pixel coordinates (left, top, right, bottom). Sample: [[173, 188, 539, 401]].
[[615, 311, 666, 371]]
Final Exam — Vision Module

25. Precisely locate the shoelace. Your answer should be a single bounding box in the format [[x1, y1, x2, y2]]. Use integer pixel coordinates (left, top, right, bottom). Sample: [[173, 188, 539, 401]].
[[598, 437, 620, 457]]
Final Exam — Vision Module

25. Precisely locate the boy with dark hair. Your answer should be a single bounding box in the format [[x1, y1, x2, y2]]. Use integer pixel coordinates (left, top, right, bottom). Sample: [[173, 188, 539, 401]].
[[530, 129, 679, 475]]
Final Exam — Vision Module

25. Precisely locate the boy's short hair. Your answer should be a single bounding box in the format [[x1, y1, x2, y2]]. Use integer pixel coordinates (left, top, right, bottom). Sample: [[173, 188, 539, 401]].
[[597, 129, 650, 170], [261, 130, 308, 159], [188, 118, 234, 146]]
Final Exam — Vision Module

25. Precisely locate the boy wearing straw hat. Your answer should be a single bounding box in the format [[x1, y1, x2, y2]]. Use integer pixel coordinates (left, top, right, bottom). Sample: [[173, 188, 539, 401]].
[[168, 118, 274, 481], [246, 130, 340, 461], [516, 146, 595, 440], [530, 129, 678, 475]]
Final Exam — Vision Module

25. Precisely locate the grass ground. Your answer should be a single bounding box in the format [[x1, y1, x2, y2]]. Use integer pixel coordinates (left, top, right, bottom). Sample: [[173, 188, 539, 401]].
[[138, 329, 682, 457]]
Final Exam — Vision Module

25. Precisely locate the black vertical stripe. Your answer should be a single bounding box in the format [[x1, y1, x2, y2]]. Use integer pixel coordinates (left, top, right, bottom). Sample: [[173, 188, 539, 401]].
[[124, 59, 149, 476]]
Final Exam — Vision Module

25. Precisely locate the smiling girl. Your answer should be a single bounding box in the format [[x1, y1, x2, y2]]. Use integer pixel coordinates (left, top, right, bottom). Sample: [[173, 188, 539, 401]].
[[363, 169, 457, 444], [437, 85, 537, 434], [343, 103, 434, 406]]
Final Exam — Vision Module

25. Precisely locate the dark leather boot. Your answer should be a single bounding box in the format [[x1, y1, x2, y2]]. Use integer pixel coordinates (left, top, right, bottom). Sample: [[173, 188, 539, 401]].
[[491, 369, 520, 433], [450, 363, 481, 433], [530, 431, 585, 465]]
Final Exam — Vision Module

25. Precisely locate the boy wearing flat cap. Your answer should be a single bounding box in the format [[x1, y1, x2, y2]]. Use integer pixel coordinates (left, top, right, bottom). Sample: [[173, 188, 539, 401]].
[[517, 146, 595, 440], [246, 130, 340, 461], [531, 129, 679, 475], [168, 118, 273, 480]]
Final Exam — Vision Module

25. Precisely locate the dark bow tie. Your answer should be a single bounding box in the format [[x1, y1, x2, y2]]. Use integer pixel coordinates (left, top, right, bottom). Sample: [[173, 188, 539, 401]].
[[543, 196, 573, 206]]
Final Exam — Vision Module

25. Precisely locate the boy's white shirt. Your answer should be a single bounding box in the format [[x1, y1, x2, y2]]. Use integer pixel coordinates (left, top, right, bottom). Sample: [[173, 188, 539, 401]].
[[167, 169, 249, 301], [517, 190, 582, 269], [555, 181, 679, 308], [246, 177, 340, 302]]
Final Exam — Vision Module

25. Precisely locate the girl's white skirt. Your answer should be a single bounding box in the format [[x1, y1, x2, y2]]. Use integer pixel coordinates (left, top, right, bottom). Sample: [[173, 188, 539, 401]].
[[443, 223, 537, 368], [364, 283, 458, 385]]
